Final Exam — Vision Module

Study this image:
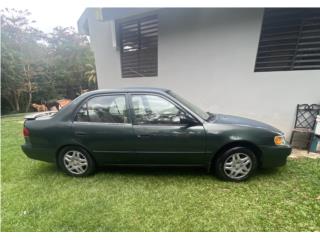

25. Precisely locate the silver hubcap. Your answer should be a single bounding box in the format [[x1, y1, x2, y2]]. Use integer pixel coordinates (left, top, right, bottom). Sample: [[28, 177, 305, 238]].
[[224, 153, 252, 180], [63, 150, 88, 175]]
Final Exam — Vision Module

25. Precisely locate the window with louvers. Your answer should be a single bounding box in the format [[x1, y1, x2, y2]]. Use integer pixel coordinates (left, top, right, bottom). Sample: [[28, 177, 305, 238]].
[[119, 15, 158, 78], [255, 8, 320, 72]]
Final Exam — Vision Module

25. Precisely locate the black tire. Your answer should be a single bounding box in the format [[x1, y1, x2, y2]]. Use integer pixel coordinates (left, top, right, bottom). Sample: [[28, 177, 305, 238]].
[[214, 147, 257, 181], [57, 146, 96, 177]]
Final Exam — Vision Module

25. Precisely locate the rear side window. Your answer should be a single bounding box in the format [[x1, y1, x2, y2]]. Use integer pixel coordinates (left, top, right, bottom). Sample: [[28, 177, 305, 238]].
[[75, 95, 128, 123]]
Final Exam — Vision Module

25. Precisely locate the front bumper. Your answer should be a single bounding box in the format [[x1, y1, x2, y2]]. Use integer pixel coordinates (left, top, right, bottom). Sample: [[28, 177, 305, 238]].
[[21, 144, 55, 163], [259, 144, 292, 168]]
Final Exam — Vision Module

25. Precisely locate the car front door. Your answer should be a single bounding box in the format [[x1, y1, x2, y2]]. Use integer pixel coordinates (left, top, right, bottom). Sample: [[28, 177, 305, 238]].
[[72, 94, 135, 164], [129, 93, 206, 165]]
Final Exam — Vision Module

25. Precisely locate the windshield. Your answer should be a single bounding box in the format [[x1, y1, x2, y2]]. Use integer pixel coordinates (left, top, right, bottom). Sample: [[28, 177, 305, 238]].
[[167, 91, 210, 120]]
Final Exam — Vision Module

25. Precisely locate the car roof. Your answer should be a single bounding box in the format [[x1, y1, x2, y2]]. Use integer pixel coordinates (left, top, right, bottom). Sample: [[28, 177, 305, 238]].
[[86, 87, 170, 94], [69, 87, 171, 108], [122, 87, 169, 92]]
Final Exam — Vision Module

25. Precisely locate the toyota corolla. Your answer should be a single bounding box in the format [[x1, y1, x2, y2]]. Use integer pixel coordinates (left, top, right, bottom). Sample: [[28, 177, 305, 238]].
[[21, 88, 291, 181]]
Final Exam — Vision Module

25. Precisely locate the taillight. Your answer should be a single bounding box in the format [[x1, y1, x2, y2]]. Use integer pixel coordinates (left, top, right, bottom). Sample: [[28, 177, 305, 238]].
[[23, 127, 30, 137]]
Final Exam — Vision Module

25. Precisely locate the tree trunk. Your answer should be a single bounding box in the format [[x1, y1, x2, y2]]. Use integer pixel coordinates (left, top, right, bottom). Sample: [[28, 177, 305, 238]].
[[7, 99, 15, 111], [3, 95, 16, 112], [25, 91, 32, 113], [24, 64, 33, 112], [13, 93, 20, 112]]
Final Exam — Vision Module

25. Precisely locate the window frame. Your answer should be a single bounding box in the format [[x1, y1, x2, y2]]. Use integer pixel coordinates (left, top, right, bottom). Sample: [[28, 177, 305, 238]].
[[127, 93, 199, 126], [72, 93, 132, 125]]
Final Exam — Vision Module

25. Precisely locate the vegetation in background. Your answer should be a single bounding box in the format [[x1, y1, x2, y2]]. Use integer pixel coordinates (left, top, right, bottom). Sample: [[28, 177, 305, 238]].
[[1, 8, 97, 114], [1, 114, 320, 231]]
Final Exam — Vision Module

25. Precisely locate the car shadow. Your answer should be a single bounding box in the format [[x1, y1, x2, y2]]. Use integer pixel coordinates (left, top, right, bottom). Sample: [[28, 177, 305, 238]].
[[257, 167, 283, 177], [31, 162, 209, 178], [31, 163, 61, 176], [31, 162, 284, 180], [96, 165, 283, 179], [96, 165, 209, 178]]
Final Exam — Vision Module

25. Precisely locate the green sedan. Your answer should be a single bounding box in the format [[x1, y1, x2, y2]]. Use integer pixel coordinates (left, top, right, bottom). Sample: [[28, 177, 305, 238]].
[[21, 88, 291, 181]]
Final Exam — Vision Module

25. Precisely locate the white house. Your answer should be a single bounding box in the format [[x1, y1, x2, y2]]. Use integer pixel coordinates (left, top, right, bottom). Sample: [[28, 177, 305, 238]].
[[78, 8, 320, 138]]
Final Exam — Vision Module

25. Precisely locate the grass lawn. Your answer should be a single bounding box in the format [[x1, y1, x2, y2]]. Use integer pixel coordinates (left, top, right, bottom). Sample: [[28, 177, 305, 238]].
[[1, 114, 320, 232]]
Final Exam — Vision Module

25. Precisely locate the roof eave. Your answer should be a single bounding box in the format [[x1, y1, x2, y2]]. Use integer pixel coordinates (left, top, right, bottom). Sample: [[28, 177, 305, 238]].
[[77, 8, 91, 35], [77, 8, 160, 35]]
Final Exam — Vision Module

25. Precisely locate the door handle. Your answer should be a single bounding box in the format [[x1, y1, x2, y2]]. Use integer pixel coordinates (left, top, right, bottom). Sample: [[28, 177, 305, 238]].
[[75, 131, 87, 136], [137, 134, 150, 138]]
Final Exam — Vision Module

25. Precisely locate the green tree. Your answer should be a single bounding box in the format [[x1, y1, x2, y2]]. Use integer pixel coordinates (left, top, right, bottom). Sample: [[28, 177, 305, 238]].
[[1, 8, 46, 112], [1, 9, 97, 114], [47, 27, 96, 99], [85, 63, 98, 90]]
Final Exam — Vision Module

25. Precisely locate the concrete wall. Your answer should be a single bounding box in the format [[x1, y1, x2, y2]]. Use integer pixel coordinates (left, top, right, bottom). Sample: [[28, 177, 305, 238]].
[[86, 8, 320, 138]]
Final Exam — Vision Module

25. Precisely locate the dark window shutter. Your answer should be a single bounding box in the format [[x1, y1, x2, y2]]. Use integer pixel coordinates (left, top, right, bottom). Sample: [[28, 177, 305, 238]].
[[119, 15, 158, 78], [255, 8, 320, 72]]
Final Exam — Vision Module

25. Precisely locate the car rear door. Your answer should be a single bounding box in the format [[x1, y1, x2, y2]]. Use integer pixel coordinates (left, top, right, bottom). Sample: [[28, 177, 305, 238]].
[[72, 93, 136, 164], [128, 93, 206, 165]]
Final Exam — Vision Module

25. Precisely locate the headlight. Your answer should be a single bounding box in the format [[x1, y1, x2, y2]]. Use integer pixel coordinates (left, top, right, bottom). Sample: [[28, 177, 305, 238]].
[[274, 135, 286, 145]]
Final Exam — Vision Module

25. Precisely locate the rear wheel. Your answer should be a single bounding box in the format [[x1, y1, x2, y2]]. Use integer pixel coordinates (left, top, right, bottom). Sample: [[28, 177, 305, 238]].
[[214, 147, 257, 181], [58, 146, 95, 177]]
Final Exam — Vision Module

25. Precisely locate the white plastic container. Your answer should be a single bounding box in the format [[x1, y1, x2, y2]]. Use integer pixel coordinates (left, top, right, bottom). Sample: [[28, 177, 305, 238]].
[[310, 115, 320, 152], [315, 115, 320, 135]]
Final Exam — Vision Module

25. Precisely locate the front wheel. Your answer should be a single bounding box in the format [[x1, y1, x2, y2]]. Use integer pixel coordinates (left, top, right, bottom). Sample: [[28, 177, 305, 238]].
[[58, 146, 96, 177], [214, 147, 257, 181]]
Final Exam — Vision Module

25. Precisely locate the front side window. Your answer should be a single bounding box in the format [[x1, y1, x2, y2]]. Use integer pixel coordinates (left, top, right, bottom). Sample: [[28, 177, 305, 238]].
[[131, 95, 186, 125], [75, 95, 128, 123]]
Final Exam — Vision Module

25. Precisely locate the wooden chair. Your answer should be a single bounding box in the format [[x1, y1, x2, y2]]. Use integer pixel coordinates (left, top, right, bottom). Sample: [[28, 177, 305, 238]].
[[290, 104, 320, 151]]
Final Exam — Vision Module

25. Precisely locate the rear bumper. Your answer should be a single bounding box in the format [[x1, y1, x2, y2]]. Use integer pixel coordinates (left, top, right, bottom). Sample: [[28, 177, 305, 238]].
[[21, 144, 55, 163], [259, 144, 292, 168]]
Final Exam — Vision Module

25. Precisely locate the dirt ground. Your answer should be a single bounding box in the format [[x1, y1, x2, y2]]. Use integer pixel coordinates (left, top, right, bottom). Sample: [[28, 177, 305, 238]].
[[290, 148, 320, 159]]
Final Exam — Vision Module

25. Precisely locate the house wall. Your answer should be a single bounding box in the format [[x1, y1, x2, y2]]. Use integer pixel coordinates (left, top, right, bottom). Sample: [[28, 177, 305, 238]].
[[86, 8, 320, 138]]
